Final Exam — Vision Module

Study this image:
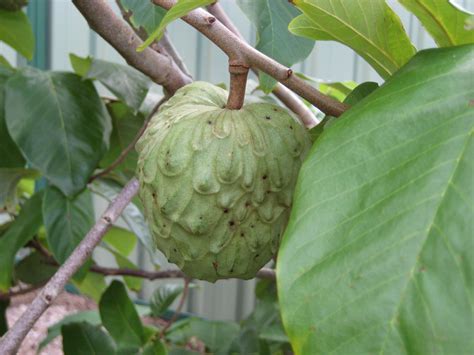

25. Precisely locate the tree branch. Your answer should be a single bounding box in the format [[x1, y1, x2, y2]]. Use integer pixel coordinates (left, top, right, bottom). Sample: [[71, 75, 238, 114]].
[[73, 0, 191, 95], [153, 0, 348, 117], [0, 179, 140, 355], [226, 61, 249, 109], [206, 2, 318, 127], [115, 0, 192, 80]]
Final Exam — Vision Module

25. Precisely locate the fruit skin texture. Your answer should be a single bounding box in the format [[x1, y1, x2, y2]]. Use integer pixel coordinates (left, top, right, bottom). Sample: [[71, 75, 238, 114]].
[[136, 82, 311, 282]]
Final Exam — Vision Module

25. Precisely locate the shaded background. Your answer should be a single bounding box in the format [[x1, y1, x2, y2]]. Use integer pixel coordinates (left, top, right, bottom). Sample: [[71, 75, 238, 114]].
[[0, 0, 471, 321]]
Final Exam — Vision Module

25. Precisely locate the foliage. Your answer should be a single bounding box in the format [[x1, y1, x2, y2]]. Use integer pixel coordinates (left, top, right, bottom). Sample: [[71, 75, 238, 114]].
[[238, 0, 314, 92], [288, 0, 416, 78], [137, 0, 215, 51], [278, 44, 474, 354], [0, 1, 472, 354], [0, 8, 33, 59], [399, 0, 474, 47]]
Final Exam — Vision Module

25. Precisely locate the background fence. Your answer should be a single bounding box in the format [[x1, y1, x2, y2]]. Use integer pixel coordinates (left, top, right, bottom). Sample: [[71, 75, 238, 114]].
[[1, 0, 472, 321]]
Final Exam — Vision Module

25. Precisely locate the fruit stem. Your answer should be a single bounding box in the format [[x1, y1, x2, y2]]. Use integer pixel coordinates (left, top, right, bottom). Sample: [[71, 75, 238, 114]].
[[226, 60, 249, 110]]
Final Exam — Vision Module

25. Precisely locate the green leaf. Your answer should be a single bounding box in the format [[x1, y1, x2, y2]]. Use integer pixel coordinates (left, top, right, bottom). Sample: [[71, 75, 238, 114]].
[[70, 54, 152, 112], [150, 284, 184, 318], [277, 45, 474, 354], [43, 186, 94, 263], [342, 81, 379, 106], [399, 0, 474, 47], [5, 68, 111, 196], [90, 179, 156, 261], [0, 9, 34, 59], [100, 101, 146, 175], [14, 251, 57, 285], [103, 225, 137, 257], [0, 168, 38, 212], [289, 0, 416, 79], [107, 247, 143, 292], [137, 0, 215, 51], [99, 280, 145, 349], [142, 337, 168, 355], [237, 0, 314, 92], [39, 310, 101, 351], [72, 271, 107, 302], [0, 67, 24, 168], [61, 322, 117, 355], [309, 81, 378, 143], [0, 299, 8, 336], [0, 192, 43, 291], [118, 0, 167, 35]]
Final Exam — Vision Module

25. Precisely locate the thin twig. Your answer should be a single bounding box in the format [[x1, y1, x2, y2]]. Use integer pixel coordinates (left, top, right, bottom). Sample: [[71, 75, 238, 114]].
[[154, 0, 348, 117], [73, 0, 191, 94], [160, 278, 190, 338], [207, 2, 318, 127], [89, 96, 167, 182], [0, 179, 140, 355], [0, 284, 45, 301]]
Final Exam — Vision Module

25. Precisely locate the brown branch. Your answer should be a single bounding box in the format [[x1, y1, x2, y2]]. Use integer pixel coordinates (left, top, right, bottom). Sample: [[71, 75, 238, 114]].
[[226, 61, 249, 109], [73, 0, 191, 95], [160, 278, 190, 338], [0, 178, 140, 355], [206, 2, 318, 127], [0, 284, 45, 301], [154, 0, 348, 117], [89, 96, 167, 182]]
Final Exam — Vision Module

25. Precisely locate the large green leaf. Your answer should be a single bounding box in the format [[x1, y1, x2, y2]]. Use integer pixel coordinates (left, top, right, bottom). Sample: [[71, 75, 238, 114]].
[[399, 0, 474, 47], [39, 310, 101, 351], [0, 168, 38, 212], [237, 0, 314, 92], [137, 0, 215, 51], [118, 0, 167, 35], [70, 54, 152, 112], [0, 9, 34, 59], [61, 322, 117, 355], [0, 67, 24, 168], [278, 44, 474, 354], [99, 101, 146, 175], [43, 186, 94, 263], [5, 68, 111, 196], [289, 0, 416, 79], [0, 192, 43, 291], [99, 280, 145, 350]]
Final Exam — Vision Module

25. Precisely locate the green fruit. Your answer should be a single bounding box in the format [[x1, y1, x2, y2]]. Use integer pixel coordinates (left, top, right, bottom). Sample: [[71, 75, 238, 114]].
[[136, 82, 311, 282]]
